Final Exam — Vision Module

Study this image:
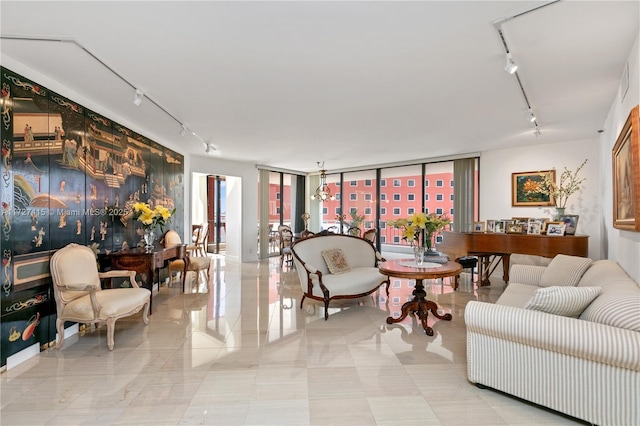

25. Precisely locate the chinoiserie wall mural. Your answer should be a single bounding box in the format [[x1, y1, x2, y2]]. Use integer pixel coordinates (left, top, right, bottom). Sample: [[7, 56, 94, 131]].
[[0, 67, 184, 367]]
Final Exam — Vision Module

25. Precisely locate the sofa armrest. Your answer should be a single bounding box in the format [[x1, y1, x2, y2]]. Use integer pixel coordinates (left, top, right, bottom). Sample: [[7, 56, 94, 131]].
[[465, 301, 640, 371], [509, 264, 546, 286], [301, 263, 319, 274]]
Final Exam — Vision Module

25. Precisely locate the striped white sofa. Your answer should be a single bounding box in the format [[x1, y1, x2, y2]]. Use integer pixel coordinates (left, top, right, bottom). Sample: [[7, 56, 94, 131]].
[[465, 255, 640, 426]]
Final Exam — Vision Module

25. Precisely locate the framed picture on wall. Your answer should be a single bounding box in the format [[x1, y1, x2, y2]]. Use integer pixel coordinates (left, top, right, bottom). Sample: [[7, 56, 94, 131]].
[[612, 105, 640, 231], [512, 171, 556, 206]]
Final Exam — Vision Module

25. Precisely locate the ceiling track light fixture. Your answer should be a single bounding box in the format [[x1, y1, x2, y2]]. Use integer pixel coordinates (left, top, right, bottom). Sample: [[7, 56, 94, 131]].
[[133, 89, 143, 106], [504, 53, 518, 74], [0, 34, 213, 153], [204, 142, 216, 154], [310, 161, 335, 202], [493, 3, 561, 138]]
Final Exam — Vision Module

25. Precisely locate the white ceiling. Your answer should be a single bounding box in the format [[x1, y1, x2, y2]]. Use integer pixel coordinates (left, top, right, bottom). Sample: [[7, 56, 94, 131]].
[[1, 1, 638, 173]]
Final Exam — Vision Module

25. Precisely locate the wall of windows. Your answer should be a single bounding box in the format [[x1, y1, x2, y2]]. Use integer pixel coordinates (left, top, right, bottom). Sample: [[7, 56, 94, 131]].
[[258, 170, 304, 257], [310, 159, 476, 252]]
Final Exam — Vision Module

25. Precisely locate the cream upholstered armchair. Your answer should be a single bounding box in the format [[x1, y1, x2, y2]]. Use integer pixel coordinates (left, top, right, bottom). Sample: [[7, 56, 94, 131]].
[[50, 243, 150, 351]]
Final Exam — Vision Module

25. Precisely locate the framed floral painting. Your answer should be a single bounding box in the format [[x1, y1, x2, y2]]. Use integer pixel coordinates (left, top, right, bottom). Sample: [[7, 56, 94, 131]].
[[512, 171, 556, 206], [612, 105, 639, 231]]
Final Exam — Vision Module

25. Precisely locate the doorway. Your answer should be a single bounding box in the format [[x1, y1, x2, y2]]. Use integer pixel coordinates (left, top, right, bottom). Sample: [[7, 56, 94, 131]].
[[207, 175, 226, 254]]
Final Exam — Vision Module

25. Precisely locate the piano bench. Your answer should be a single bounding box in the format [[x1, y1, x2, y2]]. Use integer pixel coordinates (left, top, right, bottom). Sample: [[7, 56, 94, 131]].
[[454, 256, 478, 289]]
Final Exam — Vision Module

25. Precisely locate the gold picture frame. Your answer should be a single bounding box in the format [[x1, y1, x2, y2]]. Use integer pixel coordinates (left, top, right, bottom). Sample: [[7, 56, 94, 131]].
[[506, 223, 524, 234], [512, 171, 556, 206], [612, 105, 640, 231]]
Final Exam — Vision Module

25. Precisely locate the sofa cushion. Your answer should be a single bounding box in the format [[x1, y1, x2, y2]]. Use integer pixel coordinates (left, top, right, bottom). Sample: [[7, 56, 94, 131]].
[[580, 294, 640, 332], [495, 283, 540, 308], [322, 248, 351, 274], [539, 254, 593, 287], [524, 286, 601, 317]]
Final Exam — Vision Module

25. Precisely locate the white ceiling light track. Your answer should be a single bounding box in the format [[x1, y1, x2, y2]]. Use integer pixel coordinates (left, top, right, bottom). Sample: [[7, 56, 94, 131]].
[[0, 33, 215, 153], [493, 0, 560, 137]]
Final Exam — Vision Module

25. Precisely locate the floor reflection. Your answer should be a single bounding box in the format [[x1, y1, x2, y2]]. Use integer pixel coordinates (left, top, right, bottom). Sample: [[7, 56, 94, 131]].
[[0, 255, 585, 425]]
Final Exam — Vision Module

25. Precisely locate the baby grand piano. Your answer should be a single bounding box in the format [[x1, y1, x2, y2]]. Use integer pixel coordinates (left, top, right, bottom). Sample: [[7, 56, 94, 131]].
[[439, 231, 589, 286]]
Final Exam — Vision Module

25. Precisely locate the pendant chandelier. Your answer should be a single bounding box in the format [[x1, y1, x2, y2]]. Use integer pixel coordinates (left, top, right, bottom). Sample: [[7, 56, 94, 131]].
[[310, 162, 335, 202]]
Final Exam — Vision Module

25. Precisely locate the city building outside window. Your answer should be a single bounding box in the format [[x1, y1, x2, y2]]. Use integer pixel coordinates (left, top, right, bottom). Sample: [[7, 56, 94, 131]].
[[393, 193, 401, 201], [408, 193, 415, 201], [393, 207, 401, 215], [436, 179, 444, 187], [393, 179, 401, 187], [364, 179, 372, 186], [408, 179, 415, 187], [436, 194, 443, 201]]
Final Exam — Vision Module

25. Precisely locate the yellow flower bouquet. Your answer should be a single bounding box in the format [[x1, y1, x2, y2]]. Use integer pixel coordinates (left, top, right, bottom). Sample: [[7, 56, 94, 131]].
[[388, 212, 451, 252], [132, 202, 174, 232]]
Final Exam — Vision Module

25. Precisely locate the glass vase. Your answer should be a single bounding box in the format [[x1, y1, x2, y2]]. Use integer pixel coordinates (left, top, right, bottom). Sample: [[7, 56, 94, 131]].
[[414, 246, 425, 266], [143, 229, 156, 251], [554, 207, 566, 221], [425, 232, 439, 255]]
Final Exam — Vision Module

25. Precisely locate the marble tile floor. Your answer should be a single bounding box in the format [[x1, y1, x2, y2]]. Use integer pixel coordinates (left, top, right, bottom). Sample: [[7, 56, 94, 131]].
[[1, 255, 588, 425]]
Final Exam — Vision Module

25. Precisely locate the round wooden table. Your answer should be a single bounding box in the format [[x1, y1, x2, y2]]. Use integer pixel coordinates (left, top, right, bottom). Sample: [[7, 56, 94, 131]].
[[378, 259, 462, 335]]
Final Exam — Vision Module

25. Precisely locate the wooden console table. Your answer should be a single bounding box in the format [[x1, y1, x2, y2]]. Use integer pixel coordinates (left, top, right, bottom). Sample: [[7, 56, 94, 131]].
[[439, 232, 589, 286], [109, 245, 187, 314]]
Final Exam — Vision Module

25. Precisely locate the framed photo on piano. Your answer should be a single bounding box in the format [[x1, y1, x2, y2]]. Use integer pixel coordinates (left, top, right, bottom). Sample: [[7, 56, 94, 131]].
[[472, 221, 486, 232]]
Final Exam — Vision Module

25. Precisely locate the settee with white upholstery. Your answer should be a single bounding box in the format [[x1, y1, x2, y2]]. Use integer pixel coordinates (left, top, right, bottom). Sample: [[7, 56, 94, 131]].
[[291, 234, 389, 320], [465, 255, 640, 426]]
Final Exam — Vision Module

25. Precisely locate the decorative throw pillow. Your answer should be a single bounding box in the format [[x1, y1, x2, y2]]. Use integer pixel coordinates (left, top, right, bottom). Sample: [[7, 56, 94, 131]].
[[580, 294, 640, 332], [524, 286, 601, 317], [322, 248, 351, 274], [539, 254, 593, 287]]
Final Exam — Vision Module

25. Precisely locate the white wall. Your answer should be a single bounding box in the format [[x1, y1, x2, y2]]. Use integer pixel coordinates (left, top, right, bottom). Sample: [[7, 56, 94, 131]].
[[480, 34, 640, 281], [189, 155, 259, 263], [599, 34, 640, 282], [480, 139, 602, 260]]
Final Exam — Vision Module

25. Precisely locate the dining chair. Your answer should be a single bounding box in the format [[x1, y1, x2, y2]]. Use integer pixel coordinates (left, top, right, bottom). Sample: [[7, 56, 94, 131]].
[[279, 228, 294, 268], [363, 228, 376, 244], [165, 230, 211, 292]]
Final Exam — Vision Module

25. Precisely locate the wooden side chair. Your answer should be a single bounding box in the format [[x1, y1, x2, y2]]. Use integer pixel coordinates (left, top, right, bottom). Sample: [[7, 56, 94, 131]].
[[363, 228, 376, 244], [279, 228, 294, 268], [165, 230, 211, 292]]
